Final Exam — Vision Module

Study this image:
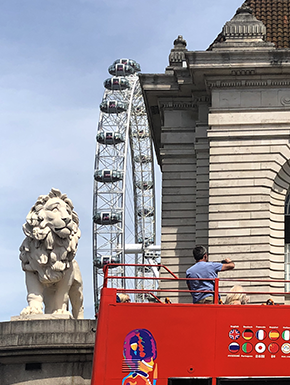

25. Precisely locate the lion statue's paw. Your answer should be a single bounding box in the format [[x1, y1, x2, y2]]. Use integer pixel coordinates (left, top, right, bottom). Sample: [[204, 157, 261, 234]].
[[52, 309, 72, 316], [20, 306, 43, 316]]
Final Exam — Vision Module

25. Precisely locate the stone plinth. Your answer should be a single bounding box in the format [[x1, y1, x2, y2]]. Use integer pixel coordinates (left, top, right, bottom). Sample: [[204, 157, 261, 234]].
[[0, 319, 96, 385]]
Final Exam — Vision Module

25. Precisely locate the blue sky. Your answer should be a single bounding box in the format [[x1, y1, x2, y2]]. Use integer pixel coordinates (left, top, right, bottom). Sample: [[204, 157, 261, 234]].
[[0, 0, 243, 321]]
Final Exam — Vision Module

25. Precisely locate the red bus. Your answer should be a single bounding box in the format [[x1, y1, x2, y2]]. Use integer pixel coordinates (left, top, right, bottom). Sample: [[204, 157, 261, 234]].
[[91, 264, 290, 385]]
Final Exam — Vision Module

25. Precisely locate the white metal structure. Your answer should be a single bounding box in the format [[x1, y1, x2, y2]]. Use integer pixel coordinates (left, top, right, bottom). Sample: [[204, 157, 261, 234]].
[[93, 59, 159, 310]]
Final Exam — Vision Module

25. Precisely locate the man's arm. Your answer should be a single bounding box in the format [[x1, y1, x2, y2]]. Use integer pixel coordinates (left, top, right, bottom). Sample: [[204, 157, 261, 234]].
[[221, 258, 235, 271], [186, 274, 191, 291]]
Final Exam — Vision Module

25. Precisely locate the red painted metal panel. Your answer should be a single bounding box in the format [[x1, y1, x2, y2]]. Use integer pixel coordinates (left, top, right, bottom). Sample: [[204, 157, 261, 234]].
[[91, 266, 290, 385]]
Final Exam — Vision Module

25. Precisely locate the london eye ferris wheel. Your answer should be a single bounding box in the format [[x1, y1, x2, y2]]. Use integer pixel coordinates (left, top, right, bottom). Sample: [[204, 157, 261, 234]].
[[93, 58, 160, 310]]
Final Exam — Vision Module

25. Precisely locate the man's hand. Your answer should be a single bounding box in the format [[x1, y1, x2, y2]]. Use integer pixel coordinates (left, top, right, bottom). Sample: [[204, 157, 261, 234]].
[[221, 258, 235, 271]]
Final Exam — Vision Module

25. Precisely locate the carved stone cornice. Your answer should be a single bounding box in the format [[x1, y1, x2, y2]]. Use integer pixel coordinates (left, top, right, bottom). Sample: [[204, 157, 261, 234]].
[[159, 100, 197, 110], [206, 79, 290, 89], [192, 96, 210, 104]]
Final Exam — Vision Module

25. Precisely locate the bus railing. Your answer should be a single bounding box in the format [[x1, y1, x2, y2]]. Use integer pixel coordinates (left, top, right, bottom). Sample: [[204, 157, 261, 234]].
[[102, 263, 290, 304]]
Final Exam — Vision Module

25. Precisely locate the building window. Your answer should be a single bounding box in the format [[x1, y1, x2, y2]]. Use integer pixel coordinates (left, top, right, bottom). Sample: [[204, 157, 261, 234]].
[[25, 363, 42, 371]]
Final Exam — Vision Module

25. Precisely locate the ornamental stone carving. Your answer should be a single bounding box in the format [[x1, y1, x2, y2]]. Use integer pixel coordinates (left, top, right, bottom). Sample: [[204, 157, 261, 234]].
[[19, 188, 84, 319], [212, 4, 274, 50], [169, 35, 188, 66]]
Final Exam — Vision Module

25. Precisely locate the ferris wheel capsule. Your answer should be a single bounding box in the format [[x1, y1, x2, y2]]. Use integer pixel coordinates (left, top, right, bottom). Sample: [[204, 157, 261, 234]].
[[137, 237, 154, 245], [100, 100, 128, 114], [93, 211, 122, 225], [94, 169, 123, 183], [138, 207, 154, 217], [113, 58, 141, 72], [94, 255, 121, 268], [132, 129, 150, 139], [135, 181, 154, 190], [108, 63, 135, 77], [104, 77, 130, 91], [134, 155, 152, 164], [96, 131, 124, 145]]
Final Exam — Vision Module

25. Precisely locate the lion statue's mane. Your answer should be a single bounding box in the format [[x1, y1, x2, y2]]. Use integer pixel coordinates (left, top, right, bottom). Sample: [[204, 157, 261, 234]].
[[19, 188, 84, 319]]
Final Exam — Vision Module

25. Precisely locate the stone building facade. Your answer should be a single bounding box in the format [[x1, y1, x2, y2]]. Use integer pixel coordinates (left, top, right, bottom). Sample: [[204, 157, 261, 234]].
[[140, 1, 290, 303]]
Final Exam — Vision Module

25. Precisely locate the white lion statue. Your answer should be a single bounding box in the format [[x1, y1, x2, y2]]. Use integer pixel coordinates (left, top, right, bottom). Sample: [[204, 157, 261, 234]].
[[19, 188, 84, 319]]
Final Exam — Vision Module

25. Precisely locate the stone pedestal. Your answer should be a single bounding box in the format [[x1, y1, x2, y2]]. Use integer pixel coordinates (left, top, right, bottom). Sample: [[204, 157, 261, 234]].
[[0, 319, 96, 385]]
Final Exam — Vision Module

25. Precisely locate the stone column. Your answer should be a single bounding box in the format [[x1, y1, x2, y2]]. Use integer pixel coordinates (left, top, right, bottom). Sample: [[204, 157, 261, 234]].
[[158, 99, 198, 302]]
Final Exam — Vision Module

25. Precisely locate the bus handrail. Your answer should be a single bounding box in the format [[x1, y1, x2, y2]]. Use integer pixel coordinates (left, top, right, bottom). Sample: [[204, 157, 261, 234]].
[[102, 263, 290, 303]]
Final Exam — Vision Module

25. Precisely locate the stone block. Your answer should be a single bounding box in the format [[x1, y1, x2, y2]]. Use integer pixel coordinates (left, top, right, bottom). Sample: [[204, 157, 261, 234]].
[[161, 249, 195, 258], [163, 171, 196, 180], [210, 186, 270, 197], [210, 162, 261, 172], [209, 110, 290, 126], [161, 131, 195, 144], [209, 211, 251, 221], [161, 233, 196, 242], [162, 164, 196, 172], [162, 157, 197, 165], [210, 178, 255, 188], [163, 110, 197, 128], [162, 210, 195, 219], [208, 235, 270, 245], [161, 226, 196, 235], [210, 145, 272, 156], [162, 218, 196, 227], [162, 241, 195, 250], [163, 195, 195, 203], [210, 152, 286, 165], [209, 228, 251, 237], [209, 195, 251, 204], [162, 187, 196, 195], [162, 179, 196, 187], [0, 320, 95, 384], [209, 202, 268, 213], [270, 190, 286, 201]]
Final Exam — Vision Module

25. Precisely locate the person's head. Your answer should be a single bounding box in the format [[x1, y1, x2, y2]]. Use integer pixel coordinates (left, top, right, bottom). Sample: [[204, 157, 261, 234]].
[[225, 285, 249, 305], [193, 245, 208, 262], [118, 293, 131, 303]]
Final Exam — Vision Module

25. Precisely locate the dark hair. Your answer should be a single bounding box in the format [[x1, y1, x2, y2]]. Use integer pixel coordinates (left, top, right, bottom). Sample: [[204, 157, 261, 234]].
[[193, 245, 207, 261]]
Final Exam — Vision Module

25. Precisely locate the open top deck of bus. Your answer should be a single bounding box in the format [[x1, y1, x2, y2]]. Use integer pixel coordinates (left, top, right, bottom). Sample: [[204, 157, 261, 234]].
[[91, 264, 290, 385]]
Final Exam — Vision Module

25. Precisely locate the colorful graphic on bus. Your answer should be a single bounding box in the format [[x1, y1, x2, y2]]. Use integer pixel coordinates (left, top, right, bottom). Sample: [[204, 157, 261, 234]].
[[269, 330, 280, 341], [281, 343, 290, 354], [243, 329, 254, 340], [242, 342, 253, 353], [256, 330, 266, 340], [282, 330, 290, 341], [268, 343, 279, 354], [122, 329, 157, 385], [229, 329, 240, 340], [229, 342, 240, 353]]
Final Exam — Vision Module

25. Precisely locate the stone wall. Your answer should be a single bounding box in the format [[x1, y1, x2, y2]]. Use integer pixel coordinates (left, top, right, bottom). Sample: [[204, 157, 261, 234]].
[[208, 87, 290, 303], [0, 319, 96, 385]]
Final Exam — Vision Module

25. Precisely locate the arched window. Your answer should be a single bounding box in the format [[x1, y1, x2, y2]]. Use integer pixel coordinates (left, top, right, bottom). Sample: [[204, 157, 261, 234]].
[[285, 193, 290, 291]]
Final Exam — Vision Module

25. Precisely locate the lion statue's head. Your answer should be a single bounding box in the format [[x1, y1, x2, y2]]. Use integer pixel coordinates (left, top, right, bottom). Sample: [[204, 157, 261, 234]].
[[20, 188, 81, 285]]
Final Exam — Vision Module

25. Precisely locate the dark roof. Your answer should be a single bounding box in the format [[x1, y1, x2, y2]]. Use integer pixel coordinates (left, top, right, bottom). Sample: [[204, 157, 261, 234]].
[[244, 0, 290, 48], [210, 0, 290, 49]]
